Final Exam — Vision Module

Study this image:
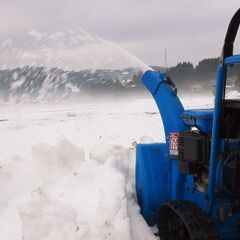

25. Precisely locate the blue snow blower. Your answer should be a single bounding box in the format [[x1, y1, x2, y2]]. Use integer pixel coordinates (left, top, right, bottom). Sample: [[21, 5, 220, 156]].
[[136, 8, 240, 239]]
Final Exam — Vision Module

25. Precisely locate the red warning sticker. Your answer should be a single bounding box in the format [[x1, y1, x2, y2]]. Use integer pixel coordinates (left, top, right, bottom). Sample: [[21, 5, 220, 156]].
[[170, 133, 179, 156]]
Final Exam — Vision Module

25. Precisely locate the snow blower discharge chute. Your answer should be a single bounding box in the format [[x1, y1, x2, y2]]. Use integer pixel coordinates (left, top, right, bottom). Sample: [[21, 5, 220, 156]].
[[136, 8, 240, 240]]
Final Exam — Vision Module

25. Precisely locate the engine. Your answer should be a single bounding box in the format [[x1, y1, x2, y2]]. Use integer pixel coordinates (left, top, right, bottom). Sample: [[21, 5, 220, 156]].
[[176, 130, 240, 195]]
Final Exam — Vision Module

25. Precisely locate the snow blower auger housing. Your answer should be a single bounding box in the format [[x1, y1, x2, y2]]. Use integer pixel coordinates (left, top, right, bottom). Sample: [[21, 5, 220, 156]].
[[136, 8, 240, 240]]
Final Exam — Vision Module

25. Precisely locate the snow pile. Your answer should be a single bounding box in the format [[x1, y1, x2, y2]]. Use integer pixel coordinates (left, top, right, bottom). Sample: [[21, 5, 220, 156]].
[[0, 138, 84, 213], [31, 138, 85, 182], [0, 138, 85, 239], [18, 142, 155, 240]]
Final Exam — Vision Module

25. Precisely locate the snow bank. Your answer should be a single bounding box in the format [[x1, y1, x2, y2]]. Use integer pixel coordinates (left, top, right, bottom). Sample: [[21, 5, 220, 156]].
[[0, 138, 85, 239], [31, 138, 85, 183], [89, 143, 129, 165], [18, 143, 156, 240], [0, 138, 84, 211]]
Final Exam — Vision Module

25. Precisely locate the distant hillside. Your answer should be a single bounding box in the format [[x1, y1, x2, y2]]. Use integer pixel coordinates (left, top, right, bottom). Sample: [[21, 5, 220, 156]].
[[0, 67, 143, 102], [0, 57, 239, 103], [165, 57, 240, 93]]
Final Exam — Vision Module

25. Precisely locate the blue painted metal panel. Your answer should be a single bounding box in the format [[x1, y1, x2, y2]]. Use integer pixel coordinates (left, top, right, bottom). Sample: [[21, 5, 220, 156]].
[[182, 109, 213, 133], [141, 70, 189, 201], [141, 70, 187, 140], [136, 143, 170, 225]]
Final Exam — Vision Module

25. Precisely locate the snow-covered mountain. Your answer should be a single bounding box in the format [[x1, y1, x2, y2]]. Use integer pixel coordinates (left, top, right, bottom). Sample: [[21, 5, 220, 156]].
[[0, 66, 143, 102]]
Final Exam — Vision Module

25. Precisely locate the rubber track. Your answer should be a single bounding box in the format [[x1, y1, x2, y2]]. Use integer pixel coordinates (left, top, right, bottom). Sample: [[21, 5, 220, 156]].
[[158, 200, 220, 240]]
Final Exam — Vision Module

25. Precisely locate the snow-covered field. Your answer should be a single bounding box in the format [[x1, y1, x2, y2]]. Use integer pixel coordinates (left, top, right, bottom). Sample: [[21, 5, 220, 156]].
[[0, 95, 213, 240]]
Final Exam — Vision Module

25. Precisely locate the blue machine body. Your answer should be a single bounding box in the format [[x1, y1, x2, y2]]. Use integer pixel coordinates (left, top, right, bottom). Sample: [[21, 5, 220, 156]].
[[136, 54, 240, 238]]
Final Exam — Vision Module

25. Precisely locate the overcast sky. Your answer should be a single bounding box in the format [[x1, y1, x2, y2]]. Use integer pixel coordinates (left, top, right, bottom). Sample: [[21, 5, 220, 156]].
[[0, 0, 239, 67]]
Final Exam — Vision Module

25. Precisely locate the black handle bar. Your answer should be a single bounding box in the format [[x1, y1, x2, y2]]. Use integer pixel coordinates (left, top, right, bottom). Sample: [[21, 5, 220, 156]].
[[221, 8, 240, 62]]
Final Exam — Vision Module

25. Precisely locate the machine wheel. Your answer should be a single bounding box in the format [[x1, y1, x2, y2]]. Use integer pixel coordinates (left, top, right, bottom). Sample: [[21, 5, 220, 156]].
[[157, 200, 220, 240]]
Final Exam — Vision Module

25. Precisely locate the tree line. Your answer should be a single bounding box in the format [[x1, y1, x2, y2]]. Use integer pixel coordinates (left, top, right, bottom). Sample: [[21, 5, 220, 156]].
[[164, 57, 220, 87]]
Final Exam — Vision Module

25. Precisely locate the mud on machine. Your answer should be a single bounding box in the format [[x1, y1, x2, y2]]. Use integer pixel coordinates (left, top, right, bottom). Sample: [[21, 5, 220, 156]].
[[136, 8, 240, 240]]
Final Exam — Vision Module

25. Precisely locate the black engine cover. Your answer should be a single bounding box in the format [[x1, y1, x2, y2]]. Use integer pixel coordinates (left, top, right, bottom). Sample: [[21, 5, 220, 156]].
[[178, 131, 209, 174]]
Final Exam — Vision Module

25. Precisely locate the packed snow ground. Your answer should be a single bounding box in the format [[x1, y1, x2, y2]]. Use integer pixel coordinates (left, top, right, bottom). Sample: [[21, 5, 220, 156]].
[[0, 95, 213, 240]]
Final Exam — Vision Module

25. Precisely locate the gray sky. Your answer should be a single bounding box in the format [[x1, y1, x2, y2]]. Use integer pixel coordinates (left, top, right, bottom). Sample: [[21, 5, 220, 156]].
[[0, 0, 239, 67]]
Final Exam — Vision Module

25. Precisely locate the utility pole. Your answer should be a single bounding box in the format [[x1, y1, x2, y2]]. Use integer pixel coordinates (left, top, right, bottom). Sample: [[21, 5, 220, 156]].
[[163, 48, 168, 72]]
